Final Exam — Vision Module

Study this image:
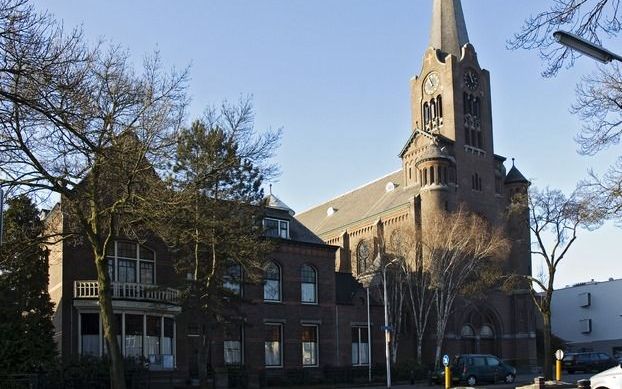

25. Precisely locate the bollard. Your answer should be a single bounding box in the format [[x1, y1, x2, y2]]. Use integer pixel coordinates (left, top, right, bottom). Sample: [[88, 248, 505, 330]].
[[444, 366, 451, 389], [556, 359, 562, 381], [577, 379, 591, 389]]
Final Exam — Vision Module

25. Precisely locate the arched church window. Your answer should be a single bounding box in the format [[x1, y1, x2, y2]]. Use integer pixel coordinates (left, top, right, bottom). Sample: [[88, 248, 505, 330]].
[[430, 99, 437, 119], [356, 240, 371, 274], [461, 325, 475, 337], [465, 127, 470, 145], [437, 95, 443, 118], [477, 130, 483, 149], [463, 93, 469, 115], [423, 169, 428, 186], [423, 102, 430, 125], [480, 325, 494, 338], [430, 167, 435, 184], [474, 97, 481, 118]]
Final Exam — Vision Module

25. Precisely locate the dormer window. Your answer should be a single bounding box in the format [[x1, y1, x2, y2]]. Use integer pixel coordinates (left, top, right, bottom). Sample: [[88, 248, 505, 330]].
[[264, 218, 289, 239]]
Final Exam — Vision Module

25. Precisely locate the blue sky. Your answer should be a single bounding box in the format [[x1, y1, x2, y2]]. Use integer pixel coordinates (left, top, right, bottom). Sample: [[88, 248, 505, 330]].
[[34, 0, 621, 288]]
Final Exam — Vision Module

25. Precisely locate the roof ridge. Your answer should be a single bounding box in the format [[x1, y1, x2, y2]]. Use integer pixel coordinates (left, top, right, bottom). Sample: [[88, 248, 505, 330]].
[[297, 168, 402, 216]]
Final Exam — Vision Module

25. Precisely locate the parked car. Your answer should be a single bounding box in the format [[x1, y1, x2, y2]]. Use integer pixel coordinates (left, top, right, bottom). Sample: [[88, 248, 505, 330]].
[[563, 352, 618, 374], [589, 363, 621, 389], [431, 354, 516, 386]]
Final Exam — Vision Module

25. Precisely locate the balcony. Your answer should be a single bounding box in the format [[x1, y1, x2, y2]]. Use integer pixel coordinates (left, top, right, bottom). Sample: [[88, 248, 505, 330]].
[[74, 280, 181, 305]]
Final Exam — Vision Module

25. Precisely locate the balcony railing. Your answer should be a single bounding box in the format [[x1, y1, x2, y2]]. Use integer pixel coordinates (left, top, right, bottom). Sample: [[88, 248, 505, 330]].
[[74, 280, 181, 305]]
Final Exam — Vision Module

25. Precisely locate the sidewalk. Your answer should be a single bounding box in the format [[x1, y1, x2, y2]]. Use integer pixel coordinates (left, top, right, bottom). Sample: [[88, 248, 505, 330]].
[[343, 374, 540, 389]]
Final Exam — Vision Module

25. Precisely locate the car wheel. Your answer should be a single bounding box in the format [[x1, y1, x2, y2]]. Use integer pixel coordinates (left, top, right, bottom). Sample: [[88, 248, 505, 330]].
[[467, 375, 477, 386], [505, 374, 515, 384]]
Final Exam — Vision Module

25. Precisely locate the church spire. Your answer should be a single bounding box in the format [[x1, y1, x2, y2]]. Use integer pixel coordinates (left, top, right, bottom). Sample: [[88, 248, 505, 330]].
[[429, 0, 470, 59]]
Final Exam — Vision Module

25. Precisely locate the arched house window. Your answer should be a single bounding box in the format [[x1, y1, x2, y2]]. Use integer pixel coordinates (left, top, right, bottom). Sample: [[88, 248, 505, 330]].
[[301, 264, 317, 304], [264, 261, 281, 302], [106, 241, 155, 284]]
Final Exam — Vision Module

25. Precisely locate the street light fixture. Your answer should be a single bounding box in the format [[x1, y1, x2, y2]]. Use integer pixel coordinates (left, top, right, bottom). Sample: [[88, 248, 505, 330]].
[[0, 188, 4, 246], [553, 30, 622, 64], [359, 255, 401, 389]]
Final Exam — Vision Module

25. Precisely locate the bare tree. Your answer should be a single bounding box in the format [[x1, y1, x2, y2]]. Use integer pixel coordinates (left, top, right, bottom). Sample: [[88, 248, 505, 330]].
[[0, 1, 187, 387], [423, 207, 510, 368], [506, 187, 604, 378], [388, 226, 432, 365], [510, 1, 622, 222]]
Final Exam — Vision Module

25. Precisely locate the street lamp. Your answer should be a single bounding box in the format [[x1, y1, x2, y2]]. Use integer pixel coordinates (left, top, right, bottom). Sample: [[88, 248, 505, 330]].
[[358, 255, 400, 388], [380, 257, 400, 389], [0, 188, 4, 246], [553, 30, 622, 63]]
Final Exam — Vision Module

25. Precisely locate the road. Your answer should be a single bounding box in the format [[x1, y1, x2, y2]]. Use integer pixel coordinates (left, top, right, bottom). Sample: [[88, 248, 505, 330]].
[[347, 372, 592, 389]]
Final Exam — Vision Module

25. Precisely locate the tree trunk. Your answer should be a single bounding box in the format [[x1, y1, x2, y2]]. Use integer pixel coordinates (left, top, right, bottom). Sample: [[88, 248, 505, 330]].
[[416, 335, 423, 364], [95, 256, 126, 389], [543, 312, 552, 380], [198, 338, 209, 389]]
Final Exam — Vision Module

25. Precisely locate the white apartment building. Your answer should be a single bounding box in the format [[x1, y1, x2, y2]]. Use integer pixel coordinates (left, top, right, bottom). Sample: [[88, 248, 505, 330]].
[[552, 278, 622, 359]]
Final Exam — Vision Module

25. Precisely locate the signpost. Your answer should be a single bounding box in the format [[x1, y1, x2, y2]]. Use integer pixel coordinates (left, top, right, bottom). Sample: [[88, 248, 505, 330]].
[[443, 354, 451, 389], [555, 349, 564, 381]]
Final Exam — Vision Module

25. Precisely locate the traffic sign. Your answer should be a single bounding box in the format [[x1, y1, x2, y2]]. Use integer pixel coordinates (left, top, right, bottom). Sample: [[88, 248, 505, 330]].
[[442, 354, 450, 367], [555, 349, 565, 361], [381, 325, 393, 332]]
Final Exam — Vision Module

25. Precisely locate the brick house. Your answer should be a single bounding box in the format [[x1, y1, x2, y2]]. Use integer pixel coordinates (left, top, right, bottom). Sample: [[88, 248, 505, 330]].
[[45, 192, 386, 381]]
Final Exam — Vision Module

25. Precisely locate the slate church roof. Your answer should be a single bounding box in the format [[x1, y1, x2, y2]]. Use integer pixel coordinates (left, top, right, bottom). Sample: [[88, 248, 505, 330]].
[[296, 169, 419, 237]]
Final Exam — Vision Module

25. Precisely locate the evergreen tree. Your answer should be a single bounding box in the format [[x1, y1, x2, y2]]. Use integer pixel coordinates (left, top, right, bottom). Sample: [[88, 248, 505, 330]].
[[0, 195, 56, 374]]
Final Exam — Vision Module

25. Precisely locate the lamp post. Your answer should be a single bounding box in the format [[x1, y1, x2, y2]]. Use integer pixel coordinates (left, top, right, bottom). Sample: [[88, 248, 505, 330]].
[[553, 30, 622, 63], [381, 257, 400, 389], [0, 188, 4, 247]]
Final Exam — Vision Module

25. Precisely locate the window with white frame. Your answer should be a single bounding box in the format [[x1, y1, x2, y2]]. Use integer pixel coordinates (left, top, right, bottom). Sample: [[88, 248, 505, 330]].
[[106, 241, 155, 284], [264, 218, 289, 239], [264, 324, 282, 367], [80, 313, 100, 356], [351, 327, 369, 366], [264, 262, 281, 302], [302, 325, 318, 366], [223, 262, 242, 296], [145, 316, 161, 358], [224, 326, 243, 366], [301, 265, 317, 304], [125, 314, 143, 358]]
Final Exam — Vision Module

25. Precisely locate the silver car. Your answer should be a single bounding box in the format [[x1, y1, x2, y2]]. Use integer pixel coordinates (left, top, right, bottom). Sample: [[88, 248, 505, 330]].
[[590, 364, 621, 389]]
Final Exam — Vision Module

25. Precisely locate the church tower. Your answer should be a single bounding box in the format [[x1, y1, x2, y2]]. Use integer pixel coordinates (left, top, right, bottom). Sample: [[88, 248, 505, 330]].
[[401, 0, 506, 222], [296, 0, 536, 367]]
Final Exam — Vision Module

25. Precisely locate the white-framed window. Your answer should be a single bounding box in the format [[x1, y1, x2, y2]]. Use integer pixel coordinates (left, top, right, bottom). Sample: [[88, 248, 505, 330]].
[[106, 241, 155, 284], [351, 327, 369, 366], [224, 325, 243, 366], [301, 264, 317, 304], [223, 262, 242, 296], [125, 314, 143, 358], [80, 312, 100, 356], [95, 313, 175, 368], [264, 261, 281, 302], [264, 218, 289, 239], [265, 323, 283, 367], [302, 325, 318, 367]]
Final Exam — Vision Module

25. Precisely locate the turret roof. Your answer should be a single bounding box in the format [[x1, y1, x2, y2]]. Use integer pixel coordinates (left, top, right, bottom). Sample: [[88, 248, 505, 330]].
[[505, 165, 529, 185]]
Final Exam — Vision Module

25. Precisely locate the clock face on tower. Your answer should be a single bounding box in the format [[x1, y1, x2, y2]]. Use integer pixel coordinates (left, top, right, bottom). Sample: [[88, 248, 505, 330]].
[[424, 71, 440, 95], [464, 69, 479, 90]]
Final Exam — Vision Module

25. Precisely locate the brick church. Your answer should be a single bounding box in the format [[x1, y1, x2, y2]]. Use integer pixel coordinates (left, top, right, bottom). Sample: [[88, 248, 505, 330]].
[[297, 0, 538, 367]]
